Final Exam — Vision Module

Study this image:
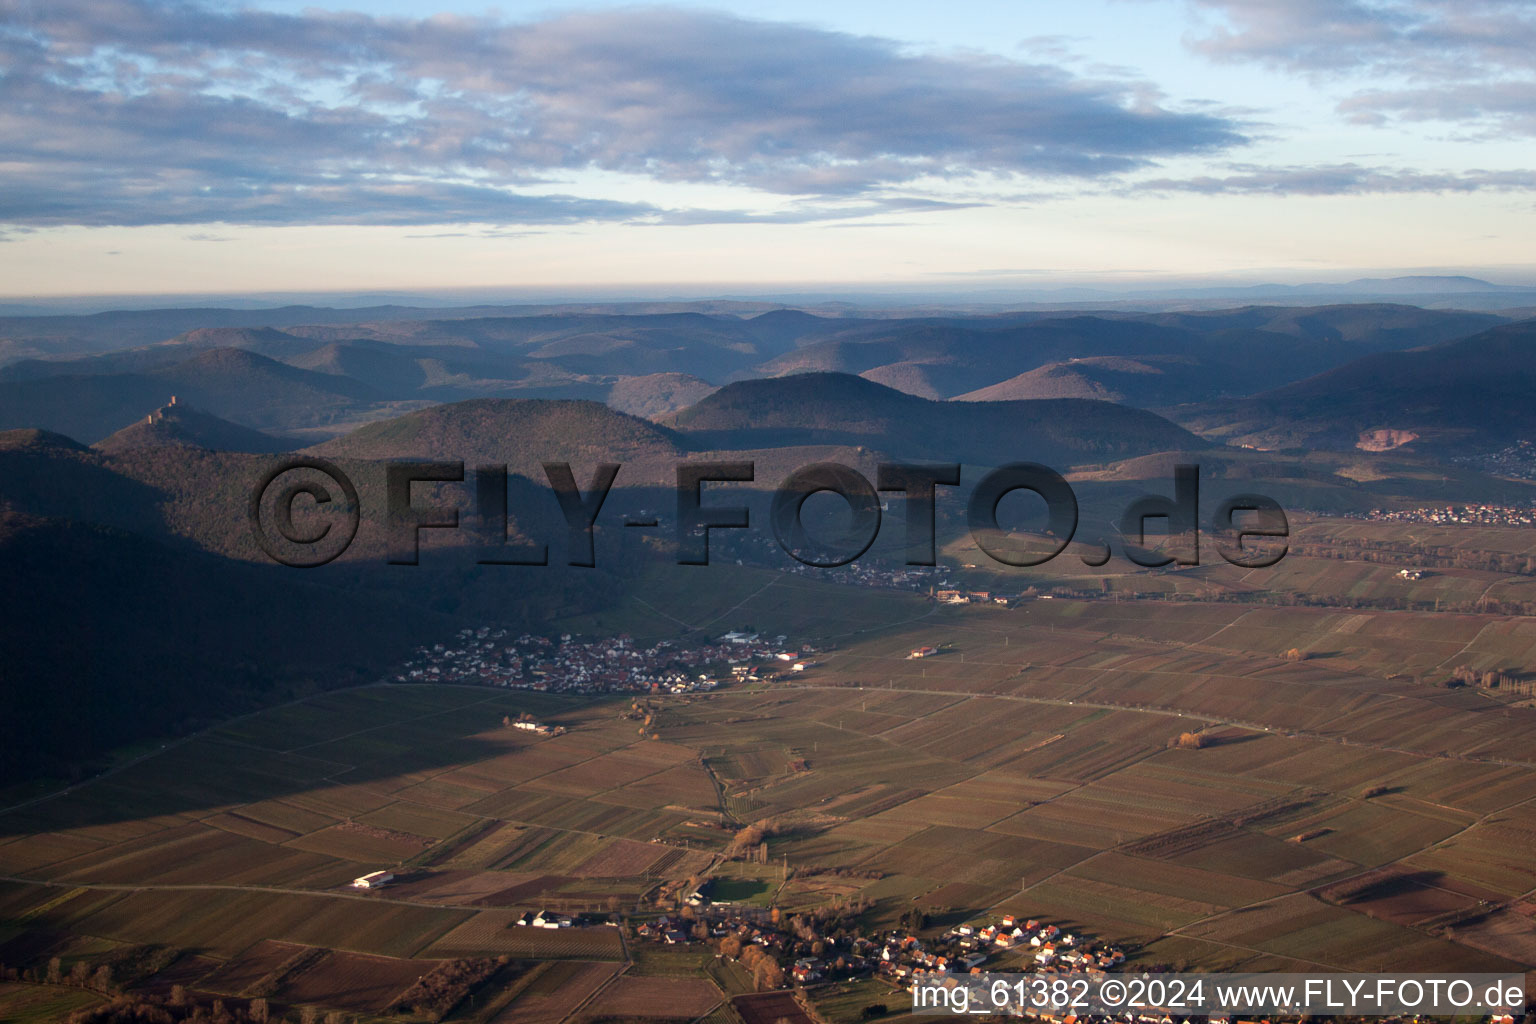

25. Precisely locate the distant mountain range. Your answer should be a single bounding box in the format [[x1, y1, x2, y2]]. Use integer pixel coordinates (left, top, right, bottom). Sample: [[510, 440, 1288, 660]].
[[6, 291, 1536, 784], [5, 276, 1535, 318], [1000, 275, 1532, 301], [0, 302, 1511, 448]]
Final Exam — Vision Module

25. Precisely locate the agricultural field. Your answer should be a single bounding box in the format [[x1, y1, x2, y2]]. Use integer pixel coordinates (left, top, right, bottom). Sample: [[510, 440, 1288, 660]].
[[733, 991, 815, 1024], [808, 977, 912, 1024], [585, 974, 722, 1017], [937, 510, 1536, 618], [2, 581, 1535, 1020], [490, 960, 622, 1024], [0, 982, 105, 1023]]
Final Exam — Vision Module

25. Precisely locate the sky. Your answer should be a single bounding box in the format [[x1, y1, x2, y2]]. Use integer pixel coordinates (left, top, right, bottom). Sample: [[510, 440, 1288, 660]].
[[1, 0, 1535, 298]]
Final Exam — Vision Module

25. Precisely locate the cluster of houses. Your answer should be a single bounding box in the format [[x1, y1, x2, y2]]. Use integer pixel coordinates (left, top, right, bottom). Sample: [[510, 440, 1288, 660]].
[[635, 914, 702, 945], [958, 917, 1123, 971], [727, 641, 819, 676], [707, 911, 1126, 991], [392, 627, 799, 695], [780, 558, 947, 593], [1451, 439, 1536, 481], [583, 900, 1142, 1004], [778, 555, 1040, 608], [879, 915, 1125, 988], [666, 901, 1130, 996], [1352, 503, 1536, 527]]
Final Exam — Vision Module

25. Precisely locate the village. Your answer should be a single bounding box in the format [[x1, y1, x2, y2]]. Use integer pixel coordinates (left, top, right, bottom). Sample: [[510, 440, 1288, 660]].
[[1344, 503, 1536, 527], [391, 627, 811, 695], [1451, 439, 1536, 480], [346, 867, 1128, 998], [630, 902, 1129, 1000], [779, 557, 950, 593]]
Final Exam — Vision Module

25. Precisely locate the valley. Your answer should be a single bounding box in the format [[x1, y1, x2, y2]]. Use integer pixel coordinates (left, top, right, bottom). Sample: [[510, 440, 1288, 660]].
[[3, 298, 1536, 1022], [3, 584, 1536, 1022]]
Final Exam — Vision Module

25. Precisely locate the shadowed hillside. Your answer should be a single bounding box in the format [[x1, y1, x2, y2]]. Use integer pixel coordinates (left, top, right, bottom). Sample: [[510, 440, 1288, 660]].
[[955, 355, 1207, 405], [0, 348, 382, 442], [0, 508, 443, 784], [308, 397, 686, 471], [664, 372, 1208, 465], [1174, 320, 1536, 452]]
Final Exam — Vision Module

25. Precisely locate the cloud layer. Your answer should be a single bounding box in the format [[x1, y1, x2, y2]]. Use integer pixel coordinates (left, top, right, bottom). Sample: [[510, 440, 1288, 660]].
[[0, 1, 1246, 227], [1137, 163, 1536, 195], [1181, 0, 1536, 135]]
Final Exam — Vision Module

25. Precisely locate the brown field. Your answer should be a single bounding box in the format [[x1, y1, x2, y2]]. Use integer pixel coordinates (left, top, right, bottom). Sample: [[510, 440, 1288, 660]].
[[231, 799, 337, 837], [0, 928, 76, 967], [1324, 872, 1485, 929], [442, 822, 551, 869], [474, 875, 578, 906], [613, 764, 721, 810], [1278, 800, 1464, 867], [915, 881, 1015, 910], [1023, 873, 1226, 935], [585, 974, 721, 1017], [287, 821, 435, 862], [280, 783, 398, 822], [424, 914, 625, 959], [1179, 893, 1523, 972], [487, 827, 595, 871], [276, 949, 438, 1012], [0, 833, 109, 875], [204, 811, 303, 845], [1449, 904, 1536, 966], [494, 960, 622, 1024], [388, 869, 543, 905], [734, 992, 815, 1024], [1064, 852, 1291, 909], [524, 751, 679, 797], [569, 838, 670, 878], [198, 939, 313, 995], [47, 888, 467, 960], [1158, 829, 1358, 887], [136, 953, 219, 996], [357, 801, 483, 840]]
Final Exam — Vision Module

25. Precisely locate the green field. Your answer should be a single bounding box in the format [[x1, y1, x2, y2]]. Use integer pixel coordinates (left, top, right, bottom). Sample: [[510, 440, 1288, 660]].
[[707, 878, 775, 905], [0, 982, 106, 1023]]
